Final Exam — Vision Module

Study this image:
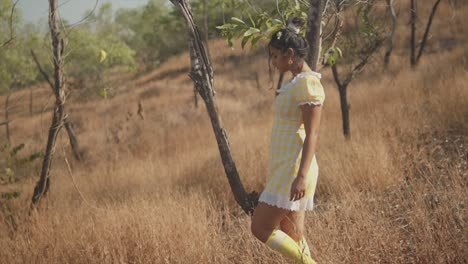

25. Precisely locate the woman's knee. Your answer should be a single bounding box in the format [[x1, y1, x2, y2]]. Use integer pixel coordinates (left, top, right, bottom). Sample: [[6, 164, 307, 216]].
[[251, 217, 272, 242], [280, 213, 304, 241]]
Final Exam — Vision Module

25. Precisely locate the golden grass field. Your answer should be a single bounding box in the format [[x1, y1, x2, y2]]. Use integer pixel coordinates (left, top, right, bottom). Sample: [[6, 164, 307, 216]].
[[0, 3, 467, 264]]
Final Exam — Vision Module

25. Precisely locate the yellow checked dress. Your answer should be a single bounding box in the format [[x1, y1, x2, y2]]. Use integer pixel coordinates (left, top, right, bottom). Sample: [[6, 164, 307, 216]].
[[259, 71, 325, 211]]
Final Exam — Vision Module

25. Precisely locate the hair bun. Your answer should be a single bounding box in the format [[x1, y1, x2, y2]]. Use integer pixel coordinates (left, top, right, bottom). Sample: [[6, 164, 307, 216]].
[[287, 17, 305, 33]]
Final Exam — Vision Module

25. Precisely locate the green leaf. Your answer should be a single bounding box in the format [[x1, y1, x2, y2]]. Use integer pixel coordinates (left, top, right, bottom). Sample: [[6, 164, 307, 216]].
[[249, 14, 256, 28], [243, 27, 260, 37], [231, 17, 246, 25], [241, 35, 251, 49], [272, 19, 283, 25], [216, 23, 235, 30], [324, 47, 343, 66]]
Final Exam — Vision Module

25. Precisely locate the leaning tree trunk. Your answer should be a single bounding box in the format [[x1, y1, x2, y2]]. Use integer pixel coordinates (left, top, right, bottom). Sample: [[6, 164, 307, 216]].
[[415, 0, 442, 65], [31, 0, 66, 207], [171, 0, 257, 215], [410, 0, 442, 67], [384, 0, 397, 67], [410, 0, 417, 67]]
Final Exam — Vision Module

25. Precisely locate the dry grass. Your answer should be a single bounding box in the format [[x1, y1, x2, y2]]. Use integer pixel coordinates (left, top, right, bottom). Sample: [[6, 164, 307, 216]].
[[0, 3, 467, 264]]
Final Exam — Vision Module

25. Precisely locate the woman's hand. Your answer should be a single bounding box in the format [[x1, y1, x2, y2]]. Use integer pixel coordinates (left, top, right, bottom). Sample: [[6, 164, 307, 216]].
[[290, 175, 307, 201]]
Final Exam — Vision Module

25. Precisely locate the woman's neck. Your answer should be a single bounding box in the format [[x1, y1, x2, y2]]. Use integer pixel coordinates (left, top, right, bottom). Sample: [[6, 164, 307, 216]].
[[289, 59, 310, 76]]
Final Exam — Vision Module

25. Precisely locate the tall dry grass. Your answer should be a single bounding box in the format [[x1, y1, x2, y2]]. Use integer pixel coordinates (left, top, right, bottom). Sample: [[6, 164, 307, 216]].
[[0, 3, 467, 264]]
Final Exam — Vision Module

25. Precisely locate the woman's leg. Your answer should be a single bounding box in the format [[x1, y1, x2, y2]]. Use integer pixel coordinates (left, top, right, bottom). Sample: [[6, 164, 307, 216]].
[[280, 210, 311, 256], [251, 202, 289, 242], [280, 209, 305, 241], [251, 202, 316, 264]]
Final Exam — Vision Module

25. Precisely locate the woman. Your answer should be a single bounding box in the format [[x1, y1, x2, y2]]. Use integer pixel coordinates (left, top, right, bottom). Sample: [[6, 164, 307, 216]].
[[251, 18, 325, 264]]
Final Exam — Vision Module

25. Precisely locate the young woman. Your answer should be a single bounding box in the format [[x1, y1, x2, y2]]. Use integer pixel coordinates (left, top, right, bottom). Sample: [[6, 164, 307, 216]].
[[251, 18, 325, 264]]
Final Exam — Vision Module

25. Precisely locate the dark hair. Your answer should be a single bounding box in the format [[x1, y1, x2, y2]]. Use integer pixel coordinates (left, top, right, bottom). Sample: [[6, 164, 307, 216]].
[[269, 17, 309, 59]]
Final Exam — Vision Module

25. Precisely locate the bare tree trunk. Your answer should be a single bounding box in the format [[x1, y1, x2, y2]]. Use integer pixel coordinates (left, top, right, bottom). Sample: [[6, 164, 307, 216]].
[[416, 0, 442, 64], [384, 0, 397, 67], [338, 85, 350, 139], [410, 0, 442, 67], [31, 49, 81, 161], [410, 0, 417, 67], [306, 0, 325, 69], [332, 64, 350, 139], [171, 0, 258, 215], [63, 116, 81, 161], [31, 0, 66, 207], [5, 94, 10, 144]]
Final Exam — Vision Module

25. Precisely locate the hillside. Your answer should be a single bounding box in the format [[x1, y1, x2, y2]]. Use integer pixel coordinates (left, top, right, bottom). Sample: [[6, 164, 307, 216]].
[[0, 3, 467, 264]]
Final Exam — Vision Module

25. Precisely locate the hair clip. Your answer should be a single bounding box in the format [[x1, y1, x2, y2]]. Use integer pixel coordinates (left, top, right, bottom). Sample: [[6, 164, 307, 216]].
[[276, 31, 282, 40]]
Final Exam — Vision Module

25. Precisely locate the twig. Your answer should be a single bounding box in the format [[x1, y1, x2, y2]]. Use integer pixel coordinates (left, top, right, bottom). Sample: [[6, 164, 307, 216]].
[[31, 50, 54, 90], [0, 0, 20, 48]]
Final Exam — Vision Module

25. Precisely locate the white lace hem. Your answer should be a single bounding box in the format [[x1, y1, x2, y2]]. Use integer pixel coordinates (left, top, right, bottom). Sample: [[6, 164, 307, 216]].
[[258, 191, 315, 211], [297, 101, 323, 106]]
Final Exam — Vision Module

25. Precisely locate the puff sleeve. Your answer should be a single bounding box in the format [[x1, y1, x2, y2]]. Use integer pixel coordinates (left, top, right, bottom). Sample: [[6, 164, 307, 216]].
[[294, 74, 325, 106]]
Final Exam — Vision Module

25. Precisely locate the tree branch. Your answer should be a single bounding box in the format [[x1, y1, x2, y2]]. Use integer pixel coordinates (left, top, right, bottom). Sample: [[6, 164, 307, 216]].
[[0, 0, 20, 48], [30, 50, 54, 90], [383, 0, 397, 66], [416, 0, 442, 64], [410, 0, 417, 66], [343, 39, 382, 86], [331, 63, 342, 87]]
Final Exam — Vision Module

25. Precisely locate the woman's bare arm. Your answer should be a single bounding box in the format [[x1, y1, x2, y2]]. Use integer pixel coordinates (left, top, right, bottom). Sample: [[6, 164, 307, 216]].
[[290, 104, 322, 201], [298, 104, 322, 177]]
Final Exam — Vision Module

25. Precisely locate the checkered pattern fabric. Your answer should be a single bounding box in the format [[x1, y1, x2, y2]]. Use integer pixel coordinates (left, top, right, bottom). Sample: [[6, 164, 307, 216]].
[[259, 71, 325, 211]]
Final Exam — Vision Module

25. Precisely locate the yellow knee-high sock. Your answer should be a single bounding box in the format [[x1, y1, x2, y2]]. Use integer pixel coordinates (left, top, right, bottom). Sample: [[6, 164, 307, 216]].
[[265, 230, 317, 264]]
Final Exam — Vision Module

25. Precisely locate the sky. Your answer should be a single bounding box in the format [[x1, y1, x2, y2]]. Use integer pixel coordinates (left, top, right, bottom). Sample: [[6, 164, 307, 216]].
[[18, 0, 149, 24]]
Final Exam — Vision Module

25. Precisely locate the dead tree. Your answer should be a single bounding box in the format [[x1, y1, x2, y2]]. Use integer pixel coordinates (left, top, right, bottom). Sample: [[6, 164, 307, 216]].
[[171, 0, 323, 214], [31, 50, 82, 161], [410, 0, 442, 67], [31, 0, 67, 207]]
